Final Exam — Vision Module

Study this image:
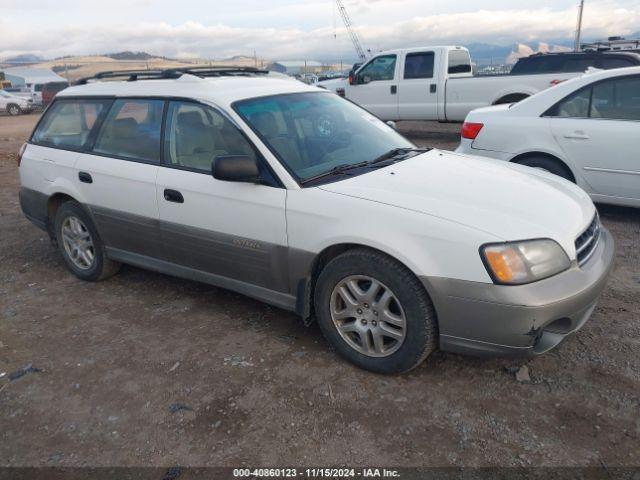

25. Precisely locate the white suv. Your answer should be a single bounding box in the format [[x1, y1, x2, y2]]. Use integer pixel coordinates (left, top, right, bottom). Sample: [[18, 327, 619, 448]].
[[1, 90, 33, 115], [18, 68, 614, 373]]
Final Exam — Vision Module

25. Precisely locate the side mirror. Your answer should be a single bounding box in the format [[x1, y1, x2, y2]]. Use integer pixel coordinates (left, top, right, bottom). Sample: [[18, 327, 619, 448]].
[[386, 121, 397, 130], [212, 155, 260, 183]]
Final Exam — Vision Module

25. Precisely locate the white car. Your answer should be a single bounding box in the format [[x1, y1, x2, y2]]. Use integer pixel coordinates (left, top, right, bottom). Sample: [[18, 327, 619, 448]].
[[456, 67, 640, 208], [0, 90, 33, 115], [18, 68, 614, 373]]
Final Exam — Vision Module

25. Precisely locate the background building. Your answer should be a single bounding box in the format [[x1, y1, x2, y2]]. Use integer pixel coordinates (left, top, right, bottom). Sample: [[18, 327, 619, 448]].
[[2, 67, 67, 88], [268, 60, 324, 75]]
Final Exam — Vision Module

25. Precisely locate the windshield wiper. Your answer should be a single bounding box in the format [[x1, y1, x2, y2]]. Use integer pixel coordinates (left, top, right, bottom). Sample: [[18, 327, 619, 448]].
[[299, 161, 370, 185], [299, 148, 431, 186], [368, 147, 431, 166]]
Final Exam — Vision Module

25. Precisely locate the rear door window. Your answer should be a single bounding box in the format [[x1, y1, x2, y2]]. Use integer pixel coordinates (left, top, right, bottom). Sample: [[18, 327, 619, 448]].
[[404, 52, 435, 79], [545, 75, 640, 121], [591, 76, 640, 120], [547, 87, 592, 118], [31, 99, 110, 150], [93, 99, 164, 163]]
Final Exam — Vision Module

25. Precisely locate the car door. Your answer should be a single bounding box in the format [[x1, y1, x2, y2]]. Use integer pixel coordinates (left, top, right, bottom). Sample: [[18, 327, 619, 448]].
[[548, 74, 640, 200], [156, 100, 289, 293], [346, 54, 399, 120], [397, 50, 438, 120], [75, 98, 163, 257]]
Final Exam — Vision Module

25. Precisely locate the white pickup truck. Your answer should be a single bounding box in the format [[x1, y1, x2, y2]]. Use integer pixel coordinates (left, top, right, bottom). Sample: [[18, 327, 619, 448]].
[[318, 46, 585, 122]]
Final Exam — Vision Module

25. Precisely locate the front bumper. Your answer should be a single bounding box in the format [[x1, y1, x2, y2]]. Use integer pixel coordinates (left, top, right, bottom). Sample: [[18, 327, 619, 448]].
[[422, 227, 615, 357]]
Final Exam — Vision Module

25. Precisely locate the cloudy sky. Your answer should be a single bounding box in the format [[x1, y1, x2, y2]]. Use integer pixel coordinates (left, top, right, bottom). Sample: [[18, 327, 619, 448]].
[[1, 0, 639, 60]]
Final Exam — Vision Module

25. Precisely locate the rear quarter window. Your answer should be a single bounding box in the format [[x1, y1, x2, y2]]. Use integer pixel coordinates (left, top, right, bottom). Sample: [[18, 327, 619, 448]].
[[31, 99, 111, 150]]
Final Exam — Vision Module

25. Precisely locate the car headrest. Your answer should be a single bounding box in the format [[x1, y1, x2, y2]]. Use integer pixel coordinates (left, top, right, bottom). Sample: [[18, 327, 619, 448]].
[[108, 117, 139, 138], [178, 111, 206, 128], [250, 111, 278, 138]]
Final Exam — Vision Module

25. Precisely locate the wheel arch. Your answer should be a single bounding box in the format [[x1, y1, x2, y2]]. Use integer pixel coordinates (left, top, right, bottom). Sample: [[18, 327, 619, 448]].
[[296, 242, 437, 326], [492, 92, 530, 105], [45, 192, 82, 241], [509, 151, 577, 183]]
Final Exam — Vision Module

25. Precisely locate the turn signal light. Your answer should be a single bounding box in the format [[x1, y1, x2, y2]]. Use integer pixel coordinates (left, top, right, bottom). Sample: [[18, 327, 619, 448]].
[[461, 122, 484, 140], [484, 248, 520, 283], [17, 143, 27, 167]]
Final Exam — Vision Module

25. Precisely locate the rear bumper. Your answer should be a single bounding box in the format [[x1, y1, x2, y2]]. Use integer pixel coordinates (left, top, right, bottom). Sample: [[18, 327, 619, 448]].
[[422, 227, 615, 357]]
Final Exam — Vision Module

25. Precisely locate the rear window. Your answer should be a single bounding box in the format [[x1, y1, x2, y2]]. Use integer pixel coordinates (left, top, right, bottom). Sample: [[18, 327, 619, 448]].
[[32, 99, 110, 150], [599, 57, 636, 69], [511, 55, 595, 75], [448, 50, 472, 74]]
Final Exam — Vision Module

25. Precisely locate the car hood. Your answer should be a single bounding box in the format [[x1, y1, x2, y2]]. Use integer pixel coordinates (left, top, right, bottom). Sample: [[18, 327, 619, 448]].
[[319, 150, 595, 255]]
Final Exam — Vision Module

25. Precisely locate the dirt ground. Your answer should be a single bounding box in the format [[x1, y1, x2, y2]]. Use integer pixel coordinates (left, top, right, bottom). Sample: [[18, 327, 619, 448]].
[[0, 114, 638, 469]]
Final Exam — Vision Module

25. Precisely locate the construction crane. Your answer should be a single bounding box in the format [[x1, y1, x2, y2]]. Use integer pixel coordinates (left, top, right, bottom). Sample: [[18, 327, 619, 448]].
[[335, 0, 368, 62], [574, 0, 585, 52]]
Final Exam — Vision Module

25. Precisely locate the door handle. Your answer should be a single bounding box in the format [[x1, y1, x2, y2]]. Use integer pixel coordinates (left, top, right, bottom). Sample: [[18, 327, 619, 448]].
[[563, 132, 590, 140], [430, 84, 437, 93], [163, 189, 184, 204], [78, 171, 93, 184], [390, 85, 397, 94]]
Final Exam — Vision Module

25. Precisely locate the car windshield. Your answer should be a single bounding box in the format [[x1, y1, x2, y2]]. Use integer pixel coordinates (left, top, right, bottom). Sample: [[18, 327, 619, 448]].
[[234, 92, 414, 184]]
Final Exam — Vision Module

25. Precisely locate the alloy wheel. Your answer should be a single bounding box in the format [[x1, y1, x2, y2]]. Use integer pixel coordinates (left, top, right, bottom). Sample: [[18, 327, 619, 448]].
[[61, 216, 95, 270], [330, 275, 407, 357]]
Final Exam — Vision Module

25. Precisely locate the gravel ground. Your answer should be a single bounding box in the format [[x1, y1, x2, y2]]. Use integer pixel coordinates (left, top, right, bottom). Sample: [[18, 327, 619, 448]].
[[0, 114, 638, 468]]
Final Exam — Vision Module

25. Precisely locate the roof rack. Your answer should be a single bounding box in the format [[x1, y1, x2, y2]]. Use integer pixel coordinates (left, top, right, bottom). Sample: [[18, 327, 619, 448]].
[[75, 66, 271, 85]]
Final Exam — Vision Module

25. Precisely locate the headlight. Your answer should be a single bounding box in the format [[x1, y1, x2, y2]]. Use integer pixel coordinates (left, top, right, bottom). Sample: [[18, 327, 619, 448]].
[[481, 239, 570, 285]]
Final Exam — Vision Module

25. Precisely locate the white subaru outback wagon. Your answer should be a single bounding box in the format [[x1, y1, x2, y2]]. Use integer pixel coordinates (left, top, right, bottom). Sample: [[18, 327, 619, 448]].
[[18, 67, 614, 373]]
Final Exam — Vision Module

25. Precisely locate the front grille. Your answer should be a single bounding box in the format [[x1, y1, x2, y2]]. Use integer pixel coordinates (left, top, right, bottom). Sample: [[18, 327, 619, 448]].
[[575, 214, 601, 266]]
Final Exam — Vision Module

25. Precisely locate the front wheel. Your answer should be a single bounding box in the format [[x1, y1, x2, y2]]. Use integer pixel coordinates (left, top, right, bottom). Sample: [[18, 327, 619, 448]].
[[54, 201, 121, 281], [7, 104, 22, 116], [314, 249, 438, 374]]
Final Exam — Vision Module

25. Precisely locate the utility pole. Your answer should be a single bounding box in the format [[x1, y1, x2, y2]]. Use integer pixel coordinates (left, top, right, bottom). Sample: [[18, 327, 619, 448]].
[[574, 0, 585, 52]]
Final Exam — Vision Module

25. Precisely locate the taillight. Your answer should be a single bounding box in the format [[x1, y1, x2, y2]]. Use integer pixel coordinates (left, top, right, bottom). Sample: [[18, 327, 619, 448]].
[[17, 143, 27, 167], [461, 122, 484, 140]]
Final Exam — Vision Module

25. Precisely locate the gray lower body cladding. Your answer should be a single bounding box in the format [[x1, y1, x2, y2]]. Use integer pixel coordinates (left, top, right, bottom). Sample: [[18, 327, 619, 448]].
[[422, 227, 615, 357], [20, 187, 615, 359], [19, 187, 49, 231]]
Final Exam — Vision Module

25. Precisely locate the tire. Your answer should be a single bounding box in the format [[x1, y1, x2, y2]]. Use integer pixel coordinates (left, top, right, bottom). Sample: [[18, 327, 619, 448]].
[[515, 156, 574, 182], [54, 201, 121, 281], [314, 248, 438, 374], [7, 104, 21, 116]]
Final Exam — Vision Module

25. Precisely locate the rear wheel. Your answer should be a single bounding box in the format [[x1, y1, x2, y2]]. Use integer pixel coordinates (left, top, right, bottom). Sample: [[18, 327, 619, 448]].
[[54, 201, 121, 281], [515, 156, 574, 182], [7, 104, 21, 116], [314, 249, 438, 374]]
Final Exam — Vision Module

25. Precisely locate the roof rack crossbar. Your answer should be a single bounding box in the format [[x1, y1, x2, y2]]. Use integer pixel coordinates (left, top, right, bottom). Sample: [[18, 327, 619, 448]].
[[75, 66, 271, 85]]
